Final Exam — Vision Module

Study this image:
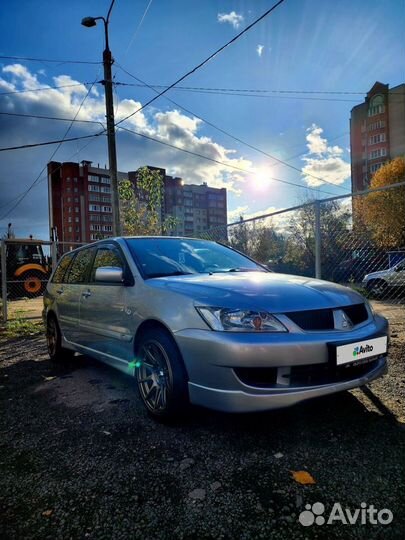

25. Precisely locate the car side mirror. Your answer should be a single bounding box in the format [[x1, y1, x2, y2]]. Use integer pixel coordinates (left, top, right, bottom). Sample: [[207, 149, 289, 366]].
[[95, 266, 124, 283]]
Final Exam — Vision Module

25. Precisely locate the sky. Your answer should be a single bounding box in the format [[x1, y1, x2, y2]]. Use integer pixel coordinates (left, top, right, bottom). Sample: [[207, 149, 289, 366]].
[[0, 0, 404, 239]]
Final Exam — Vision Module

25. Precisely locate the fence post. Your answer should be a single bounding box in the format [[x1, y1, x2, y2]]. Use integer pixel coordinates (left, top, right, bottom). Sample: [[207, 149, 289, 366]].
[[1, 240, 8, 323], [51, 241, 58, 273], [314, 200, 321, 279]]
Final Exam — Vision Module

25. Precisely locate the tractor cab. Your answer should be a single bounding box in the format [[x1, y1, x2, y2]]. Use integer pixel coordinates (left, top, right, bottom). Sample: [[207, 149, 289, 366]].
[[1, 238, 51, 297]]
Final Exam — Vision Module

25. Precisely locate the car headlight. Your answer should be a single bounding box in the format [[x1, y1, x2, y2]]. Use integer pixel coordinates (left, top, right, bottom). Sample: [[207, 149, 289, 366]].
[[196, 307, 288, 332]]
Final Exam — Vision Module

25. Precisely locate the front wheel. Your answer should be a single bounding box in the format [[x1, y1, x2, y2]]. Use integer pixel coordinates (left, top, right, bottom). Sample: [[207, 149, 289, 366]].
[[366, 279, 388, 299], [46, 315, 74, 363], [135, 328, 189, 420]]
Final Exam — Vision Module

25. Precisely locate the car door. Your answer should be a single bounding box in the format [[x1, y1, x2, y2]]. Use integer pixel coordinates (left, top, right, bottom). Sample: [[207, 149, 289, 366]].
[[58, 247, 96, 343], [78, 244, 134, 365]]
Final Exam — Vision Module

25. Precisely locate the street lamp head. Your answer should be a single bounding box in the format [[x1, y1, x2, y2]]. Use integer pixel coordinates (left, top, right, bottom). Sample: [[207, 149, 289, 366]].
[[81, 16, 97, 28]]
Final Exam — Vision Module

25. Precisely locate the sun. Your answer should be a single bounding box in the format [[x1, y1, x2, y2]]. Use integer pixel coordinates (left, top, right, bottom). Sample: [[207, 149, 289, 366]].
[[252, 167, 273, 191]]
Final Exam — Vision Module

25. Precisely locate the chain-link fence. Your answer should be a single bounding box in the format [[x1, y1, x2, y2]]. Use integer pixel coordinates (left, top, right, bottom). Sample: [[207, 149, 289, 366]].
[[198, 181, 405, 307], [1, 181, 404, 325], [0, 240, 86, 323]]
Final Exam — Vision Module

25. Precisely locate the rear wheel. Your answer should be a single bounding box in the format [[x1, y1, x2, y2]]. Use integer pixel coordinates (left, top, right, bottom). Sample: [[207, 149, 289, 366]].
[[135, 328, 189, 420], [46, 315, 74, 363]]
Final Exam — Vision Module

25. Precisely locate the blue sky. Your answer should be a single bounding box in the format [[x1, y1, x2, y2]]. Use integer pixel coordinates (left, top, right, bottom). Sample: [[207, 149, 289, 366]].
[[0, 0, 404, 238]]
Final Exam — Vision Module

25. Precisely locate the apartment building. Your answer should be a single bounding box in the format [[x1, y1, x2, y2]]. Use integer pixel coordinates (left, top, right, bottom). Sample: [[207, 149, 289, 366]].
[[350, 81, 405, 192], [48, 162, 227, 243]]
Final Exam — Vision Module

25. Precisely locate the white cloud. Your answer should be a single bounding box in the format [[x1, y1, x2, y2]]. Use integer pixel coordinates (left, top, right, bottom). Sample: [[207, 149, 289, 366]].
[[256, 44, 264, 57], [0, 64, 255, 233], [301, 124, 350, 187], [228, 206, 249, 222], [217, 11, 244, 29]]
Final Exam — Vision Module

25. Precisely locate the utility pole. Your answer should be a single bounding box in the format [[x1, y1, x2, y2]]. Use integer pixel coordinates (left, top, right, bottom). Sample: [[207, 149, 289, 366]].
[[82, 0, 121, 236]]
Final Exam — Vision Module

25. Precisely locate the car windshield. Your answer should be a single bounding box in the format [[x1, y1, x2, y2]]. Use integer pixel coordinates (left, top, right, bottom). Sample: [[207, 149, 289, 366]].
[[125, 238, 265, 279]]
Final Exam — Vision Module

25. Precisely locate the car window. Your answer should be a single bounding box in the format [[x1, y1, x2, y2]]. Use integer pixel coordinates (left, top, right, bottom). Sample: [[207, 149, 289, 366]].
[[52, 252, 75, 283], [65, 248, 95, 284], [90, 247, 124, 282]]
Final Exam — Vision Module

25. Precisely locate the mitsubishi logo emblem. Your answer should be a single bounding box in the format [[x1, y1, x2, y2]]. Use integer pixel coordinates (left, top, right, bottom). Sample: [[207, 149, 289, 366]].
[[333, 309, 354, 330]]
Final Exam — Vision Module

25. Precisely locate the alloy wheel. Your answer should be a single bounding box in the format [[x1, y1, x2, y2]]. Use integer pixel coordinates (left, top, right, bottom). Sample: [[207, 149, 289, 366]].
[[46, 317, 58, 358], [136, 340, 172, 413]]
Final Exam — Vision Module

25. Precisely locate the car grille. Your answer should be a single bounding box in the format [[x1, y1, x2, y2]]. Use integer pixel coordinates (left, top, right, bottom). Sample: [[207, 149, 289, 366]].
[[285, 303, 368, 331]]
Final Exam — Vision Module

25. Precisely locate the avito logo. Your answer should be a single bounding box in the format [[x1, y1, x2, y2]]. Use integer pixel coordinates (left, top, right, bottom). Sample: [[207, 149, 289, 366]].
[[353, 343, 374, 357]]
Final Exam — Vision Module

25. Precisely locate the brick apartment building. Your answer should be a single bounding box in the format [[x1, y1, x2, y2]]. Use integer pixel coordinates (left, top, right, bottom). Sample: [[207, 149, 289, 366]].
[[350, 81, 405, 192], [47, 161, 227, 243]]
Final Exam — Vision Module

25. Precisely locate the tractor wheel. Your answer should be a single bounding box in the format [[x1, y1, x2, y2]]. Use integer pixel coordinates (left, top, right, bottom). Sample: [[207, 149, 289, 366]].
[[19, 271, 46, 298]]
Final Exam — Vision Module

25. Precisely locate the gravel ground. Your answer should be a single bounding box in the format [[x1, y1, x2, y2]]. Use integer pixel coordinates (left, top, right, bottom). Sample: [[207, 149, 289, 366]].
[[0, 305, 404, 539]]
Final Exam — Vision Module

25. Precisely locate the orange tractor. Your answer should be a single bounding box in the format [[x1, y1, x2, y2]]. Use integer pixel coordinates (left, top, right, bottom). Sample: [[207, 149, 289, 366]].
[[1, 239, 52, 298]]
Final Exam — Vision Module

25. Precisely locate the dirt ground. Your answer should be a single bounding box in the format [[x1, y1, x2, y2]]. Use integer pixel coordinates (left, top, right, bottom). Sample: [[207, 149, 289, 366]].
[[0, 301, 404, 539]]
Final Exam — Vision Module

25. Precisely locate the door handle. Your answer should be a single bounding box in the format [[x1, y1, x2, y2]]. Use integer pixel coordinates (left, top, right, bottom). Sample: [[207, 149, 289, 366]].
[[82, 290, 91, 298]]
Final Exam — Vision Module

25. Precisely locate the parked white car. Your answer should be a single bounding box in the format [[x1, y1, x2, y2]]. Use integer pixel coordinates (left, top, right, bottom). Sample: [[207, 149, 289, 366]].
[[363, 259, 405, 297]]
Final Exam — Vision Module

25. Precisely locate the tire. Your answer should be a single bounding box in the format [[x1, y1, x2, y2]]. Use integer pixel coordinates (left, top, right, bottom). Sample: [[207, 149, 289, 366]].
[[19, 271, 46, 298], [46, 314, 74, 363], [366, 279, 388, 299], [135, 327, 189, 420]]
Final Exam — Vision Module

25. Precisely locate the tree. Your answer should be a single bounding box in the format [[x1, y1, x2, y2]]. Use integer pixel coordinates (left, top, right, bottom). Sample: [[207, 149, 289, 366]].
[[118, 167, 177, 236], [355, 157, 405, 249]]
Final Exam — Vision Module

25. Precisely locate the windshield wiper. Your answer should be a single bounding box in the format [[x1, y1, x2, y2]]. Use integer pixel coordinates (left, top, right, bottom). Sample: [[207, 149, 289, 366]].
[[212, 267, 265, 273], [146, 271, 194, 279]]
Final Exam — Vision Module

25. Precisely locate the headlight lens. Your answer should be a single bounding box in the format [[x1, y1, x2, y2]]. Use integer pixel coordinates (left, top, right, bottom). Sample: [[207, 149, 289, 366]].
[[196, 307, 288, 332]]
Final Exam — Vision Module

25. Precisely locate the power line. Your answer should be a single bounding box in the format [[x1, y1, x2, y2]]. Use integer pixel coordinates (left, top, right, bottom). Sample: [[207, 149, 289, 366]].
[[116, 64, 349, 193], [1, 76, 101, 219], [0, 133, 103, 152], [117, 125, 339, 197], [115, 82, 367, 96], [0, 82, 95, 96], [0, 55, 101, 65], [114, 0, 286, 128], [0, 137, 100, 212], [0, 111, 105, 126]]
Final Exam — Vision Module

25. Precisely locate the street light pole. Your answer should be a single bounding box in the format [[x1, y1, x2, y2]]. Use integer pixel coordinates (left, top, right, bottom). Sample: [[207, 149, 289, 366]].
[[82, 8, 121, 236]]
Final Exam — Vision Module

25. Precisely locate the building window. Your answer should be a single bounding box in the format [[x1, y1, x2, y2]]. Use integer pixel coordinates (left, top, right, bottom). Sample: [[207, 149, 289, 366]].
[[75, 217, 79, 222], [102, 215, 112, 222], [100, 177, 111, 184], [68, 207, 72, 213], [68, 226, 72, 232], [74, 187, 78, 193], [369, 148, 387, 159], [102, 225, 113, 232], [75, 207, 79, 213], [101, 206, 112, 213], [67, 197, 71, 202], [368, 95, 385, 117], [370, 162, 384, 173], [369, 133, 386, 145], [90, 224, 101, 231], [89, 204, 100, 212], [68, 217, 72, 223], [89, 194, 100, 202], [100, 186, 111, 193], [88, 184, 99, 192], [90, 214, 100, 222], [101, 196, 110, 202], [89, 175, 100, 183]]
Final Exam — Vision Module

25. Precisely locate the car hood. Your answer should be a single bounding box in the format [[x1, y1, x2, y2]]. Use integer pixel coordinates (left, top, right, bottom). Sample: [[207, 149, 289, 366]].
[[364, 269, 390, 280], [147, 272, 365, 312]]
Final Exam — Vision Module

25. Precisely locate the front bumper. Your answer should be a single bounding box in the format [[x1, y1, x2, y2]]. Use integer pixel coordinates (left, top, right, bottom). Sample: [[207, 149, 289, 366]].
[[174, 314, 389, 413]]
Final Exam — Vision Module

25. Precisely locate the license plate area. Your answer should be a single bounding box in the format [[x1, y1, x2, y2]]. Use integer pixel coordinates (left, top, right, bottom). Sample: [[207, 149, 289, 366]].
[[328, 335, 388, 368]]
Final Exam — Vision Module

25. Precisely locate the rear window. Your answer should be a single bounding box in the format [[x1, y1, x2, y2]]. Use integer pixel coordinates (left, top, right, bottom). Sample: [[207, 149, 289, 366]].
[[52, 252, 75, 284], [65, 248, 95, 284]]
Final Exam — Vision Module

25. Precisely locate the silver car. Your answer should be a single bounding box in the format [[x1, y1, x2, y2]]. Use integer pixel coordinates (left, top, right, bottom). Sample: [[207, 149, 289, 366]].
[[43, 237, 389, 420], [363, 259, 405, 297]]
